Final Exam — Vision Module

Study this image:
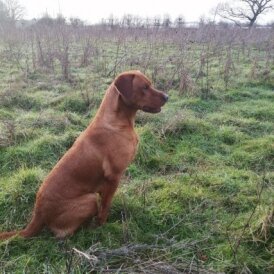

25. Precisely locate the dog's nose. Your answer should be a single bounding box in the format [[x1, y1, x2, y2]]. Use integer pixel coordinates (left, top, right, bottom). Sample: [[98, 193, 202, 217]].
[[163, 94, 169, 102]]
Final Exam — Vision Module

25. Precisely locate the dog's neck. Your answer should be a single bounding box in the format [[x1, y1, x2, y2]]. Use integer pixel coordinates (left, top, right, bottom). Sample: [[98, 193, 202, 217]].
[[92, 84, 137, 130]]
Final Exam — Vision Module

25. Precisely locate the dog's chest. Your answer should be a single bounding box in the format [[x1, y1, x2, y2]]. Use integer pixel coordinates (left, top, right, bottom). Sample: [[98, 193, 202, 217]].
[[131, 133, 139, 160], [118, 132, 138, 162], [106, 131, 138, 173]]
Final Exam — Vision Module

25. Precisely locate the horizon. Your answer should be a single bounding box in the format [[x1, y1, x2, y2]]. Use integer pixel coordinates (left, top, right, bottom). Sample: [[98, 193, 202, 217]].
[[19, 0, 274, 25]]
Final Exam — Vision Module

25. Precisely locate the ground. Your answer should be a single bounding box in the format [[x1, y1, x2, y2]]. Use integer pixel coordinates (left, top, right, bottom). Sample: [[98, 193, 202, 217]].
[[0, 23, 273, 273]]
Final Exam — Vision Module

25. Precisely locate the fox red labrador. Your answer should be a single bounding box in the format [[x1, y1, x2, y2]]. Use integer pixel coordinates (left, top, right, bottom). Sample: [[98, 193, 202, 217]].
[[0, 70, 168, 239]]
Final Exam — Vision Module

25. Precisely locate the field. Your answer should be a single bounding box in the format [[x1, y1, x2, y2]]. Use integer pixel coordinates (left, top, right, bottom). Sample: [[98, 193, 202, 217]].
[[0, 20, 274, 273]]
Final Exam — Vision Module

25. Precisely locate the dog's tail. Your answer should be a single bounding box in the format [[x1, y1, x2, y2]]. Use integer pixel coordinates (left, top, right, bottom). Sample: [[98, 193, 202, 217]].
[[0, 213, 44, 240]]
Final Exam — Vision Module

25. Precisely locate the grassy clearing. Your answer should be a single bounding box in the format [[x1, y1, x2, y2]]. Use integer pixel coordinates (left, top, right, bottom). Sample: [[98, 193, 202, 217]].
[[0, 27, 274, 273]]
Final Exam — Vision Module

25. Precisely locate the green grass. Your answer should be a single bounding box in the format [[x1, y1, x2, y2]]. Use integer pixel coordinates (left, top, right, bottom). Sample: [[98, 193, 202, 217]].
[[0, 39, 273, 273]]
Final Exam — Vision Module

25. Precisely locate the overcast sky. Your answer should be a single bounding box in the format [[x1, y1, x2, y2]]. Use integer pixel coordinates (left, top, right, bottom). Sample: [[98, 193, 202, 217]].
[[20, 0, 274, 24]]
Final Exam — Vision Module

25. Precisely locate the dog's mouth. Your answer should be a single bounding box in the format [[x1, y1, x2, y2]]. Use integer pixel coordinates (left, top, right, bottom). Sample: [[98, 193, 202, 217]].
[[141, 93, 168, 113], [142, 106, 161, 113]]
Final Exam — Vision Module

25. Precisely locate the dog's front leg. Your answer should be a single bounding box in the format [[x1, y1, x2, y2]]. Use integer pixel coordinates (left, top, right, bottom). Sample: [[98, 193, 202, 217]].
[[97, 178, 120, 225]]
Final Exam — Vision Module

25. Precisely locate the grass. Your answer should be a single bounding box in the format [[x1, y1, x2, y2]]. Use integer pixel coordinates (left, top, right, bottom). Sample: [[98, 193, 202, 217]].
[[0, 38, 273, 273]]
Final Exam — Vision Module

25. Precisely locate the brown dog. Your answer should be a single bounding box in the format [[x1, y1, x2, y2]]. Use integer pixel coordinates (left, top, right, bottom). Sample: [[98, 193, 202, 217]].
[[0, 70, 168, 240]]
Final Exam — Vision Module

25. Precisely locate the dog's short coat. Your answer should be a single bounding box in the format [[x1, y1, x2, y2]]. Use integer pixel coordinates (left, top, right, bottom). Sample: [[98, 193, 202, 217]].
[[0, 70, 168, 239]]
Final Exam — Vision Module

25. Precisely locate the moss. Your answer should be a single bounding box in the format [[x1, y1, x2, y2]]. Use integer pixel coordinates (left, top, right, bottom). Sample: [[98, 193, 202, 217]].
[[230, 136, 274, 171], [58, 95, 89, 114], [0, 133, 74, 174]]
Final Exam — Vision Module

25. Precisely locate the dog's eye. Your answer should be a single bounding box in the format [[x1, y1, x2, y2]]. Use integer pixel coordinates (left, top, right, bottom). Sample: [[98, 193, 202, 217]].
[[143, 85, 149, 90]]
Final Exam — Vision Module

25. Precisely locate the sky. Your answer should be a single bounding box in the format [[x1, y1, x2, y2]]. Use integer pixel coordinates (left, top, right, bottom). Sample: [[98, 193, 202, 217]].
[[20, 0, 274, 24]]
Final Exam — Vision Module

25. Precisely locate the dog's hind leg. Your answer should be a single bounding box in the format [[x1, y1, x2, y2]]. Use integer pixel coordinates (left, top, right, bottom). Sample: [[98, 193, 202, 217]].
[[48, 193, 99, 238]]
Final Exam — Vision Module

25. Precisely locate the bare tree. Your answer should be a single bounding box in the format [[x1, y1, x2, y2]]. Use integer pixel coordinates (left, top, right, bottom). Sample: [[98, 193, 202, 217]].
[[162, 14, 172, 28], [4, 0, 24, 21], [217, 0, 274, 27], [174, 15, 185, 28], [0, 0, 8, 23]]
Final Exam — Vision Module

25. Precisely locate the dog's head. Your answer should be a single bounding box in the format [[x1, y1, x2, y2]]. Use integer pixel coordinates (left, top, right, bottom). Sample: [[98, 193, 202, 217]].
[[114, 70, 168, 113]]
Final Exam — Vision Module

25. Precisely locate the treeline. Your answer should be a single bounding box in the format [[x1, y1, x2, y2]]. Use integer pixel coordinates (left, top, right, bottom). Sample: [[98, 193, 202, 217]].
[[0, 12, 273, 95]]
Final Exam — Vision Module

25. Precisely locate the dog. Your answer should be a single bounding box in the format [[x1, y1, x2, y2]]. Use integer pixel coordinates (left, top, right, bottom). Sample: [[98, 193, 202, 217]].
[[0, 70, 168, 239]]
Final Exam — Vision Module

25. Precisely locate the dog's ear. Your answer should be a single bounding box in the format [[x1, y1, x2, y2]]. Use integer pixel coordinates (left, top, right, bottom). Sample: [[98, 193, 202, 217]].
[[114, 73, 134, 102]]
